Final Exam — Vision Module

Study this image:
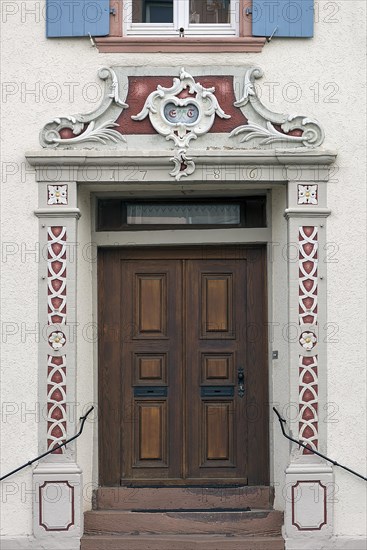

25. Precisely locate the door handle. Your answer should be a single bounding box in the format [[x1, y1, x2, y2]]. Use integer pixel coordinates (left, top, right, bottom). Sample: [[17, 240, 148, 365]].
[[238, 367, 245, 398]]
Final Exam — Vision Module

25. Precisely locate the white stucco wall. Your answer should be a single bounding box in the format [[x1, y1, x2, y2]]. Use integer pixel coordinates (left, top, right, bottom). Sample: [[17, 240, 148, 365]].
[[0, 0, 366, 542]]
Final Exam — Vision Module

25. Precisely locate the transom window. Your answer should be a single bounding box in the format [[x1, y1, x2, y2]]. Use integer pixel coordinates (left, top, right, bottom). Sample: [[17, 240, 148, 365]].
[[124, 0, 238, 36], [97, 198, 267, 231]]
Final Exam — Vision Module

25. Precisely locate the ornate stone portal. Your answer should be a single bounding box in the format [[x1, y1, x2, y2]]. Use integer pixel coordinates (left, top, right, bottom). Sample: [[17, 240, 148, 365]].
[[29, 66, 337, 550]]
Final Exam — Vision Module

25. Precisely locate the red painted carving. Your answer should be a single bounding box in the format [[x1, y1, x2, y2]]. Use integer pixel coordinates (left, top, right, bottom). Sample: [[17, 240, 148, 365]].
[[47, 355, 67, 453], [47, 226, 67, 453], [299, 226, 318, 326], [298, 226, 319, 454], [48, 227, 67, 325]]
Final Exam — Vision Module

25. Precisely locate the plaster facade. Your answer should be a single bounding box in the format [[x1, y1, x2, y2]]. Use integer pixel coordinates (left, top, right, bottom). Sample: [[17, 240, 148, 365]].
[[0, 2, 366, 549]]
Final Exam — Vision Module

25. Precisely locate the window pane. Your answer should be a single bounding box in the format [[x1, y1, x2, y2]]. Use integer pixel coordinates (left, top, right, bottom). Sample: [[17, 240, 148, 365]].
[[127, 204, 240, 225], [98, 200, 124, 230], [189, 0, 230, 24], [133, 0, 174, 23]]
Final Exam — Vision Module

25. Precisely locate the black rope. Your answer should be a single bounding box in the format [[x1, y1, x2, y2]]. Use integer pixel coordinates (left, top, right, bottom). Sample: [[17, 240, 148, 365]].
[[273, 407, 367, 482], [0, 406, 94, 482]]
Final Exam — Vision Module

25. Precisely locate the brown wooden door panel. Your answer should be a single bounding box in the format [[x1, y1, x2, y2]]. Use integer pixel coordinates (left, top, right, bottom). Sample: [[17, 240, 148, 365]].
[[201, 354, 234, 384], [134, 273, 168, 338], [201, 274, 234, 337], [202, 401, 235, 464], [134, 400, 168, 465], [186, 259, 247, 481], [134, 354, 168, 385], [98, 247, 269, 486], [121, 259, 183, 481]]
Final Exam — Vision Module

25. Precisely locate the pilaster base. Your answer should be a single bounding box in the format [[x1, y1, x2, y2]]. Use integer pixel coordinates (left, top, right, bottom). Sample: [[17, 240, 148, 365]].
[[33, 463, 82, 548], [284, 462, 334, 548]]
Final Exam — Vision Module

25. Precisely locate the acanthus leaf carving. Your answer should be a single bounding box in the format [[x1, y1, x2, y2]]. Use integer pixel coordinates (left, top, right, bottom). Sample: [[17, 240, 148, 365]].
[[42, 119, 124, 147], [40, 67, 128, 148], [231, 67, 325, 148], [230, 120, 305, 146]]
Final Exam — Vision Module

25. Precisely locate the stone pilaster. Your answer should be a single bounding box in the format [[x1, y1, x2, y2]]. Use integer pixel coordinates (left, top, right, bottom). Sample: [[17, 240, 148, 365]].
[[283, 176, 334, 549], [33, 182, 82, 548]]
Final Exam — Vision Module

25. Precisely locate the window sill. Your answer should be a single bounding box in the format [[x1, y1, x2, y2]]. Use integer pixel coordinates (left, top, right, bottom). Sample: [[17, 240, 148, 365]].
[[95, 36, 266, 53]]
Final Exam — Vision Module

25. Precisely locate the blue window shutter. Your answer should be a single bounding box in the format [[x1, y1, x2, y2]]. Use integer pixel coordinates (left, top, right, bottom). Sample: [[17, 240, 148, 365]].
[[252, 0, 314, 37], [46, 0, 110, 37]]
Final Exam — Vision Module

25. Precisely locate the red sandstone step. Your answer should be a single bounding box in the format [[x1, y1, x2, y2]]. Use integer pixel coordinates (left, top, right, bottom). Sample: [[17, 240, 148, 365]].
[[95, 486, 273, 511], [81, 534, 285, 550], [84, 509, 283, 536]]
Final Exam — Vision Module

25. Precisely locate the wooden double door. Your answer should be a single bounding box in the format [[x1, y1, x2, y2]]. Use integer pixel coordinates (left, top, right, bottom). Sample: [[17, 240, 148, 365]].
[[99, 247, 269, 486]]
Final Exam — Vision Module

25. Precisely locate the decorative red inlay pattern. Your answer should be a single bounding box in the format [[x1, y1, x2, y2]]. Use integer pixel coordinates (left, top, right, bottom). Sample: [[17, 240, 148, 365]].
[[48, 227, 67, 325], [47, 227, 67, 453], [299, 354, 318, 453], [299, 226, 318, 326], [47, 355, 67, 453], [298, 227, 319, 454]]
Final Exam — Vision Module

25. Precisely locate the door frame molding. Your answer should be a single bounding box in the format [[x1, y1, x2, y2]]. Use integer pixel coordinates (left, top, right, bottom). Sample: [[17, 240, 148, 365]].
[[27, 146, 336, 546]]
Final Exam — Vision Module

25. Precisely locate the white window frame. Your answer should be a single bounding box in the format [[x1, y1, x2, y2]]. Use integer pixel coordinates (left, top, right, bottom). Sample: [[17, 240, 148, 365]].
[[123, 0, 239, 37]]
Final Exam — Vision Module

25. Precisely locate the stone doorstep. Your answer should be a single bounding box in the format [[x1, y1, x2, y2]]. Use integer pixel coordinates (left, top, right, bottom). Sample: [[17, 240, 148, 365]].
[[81, 534, 285, 550], [84, 509, 284, 536], [95, 486, 274, 511]]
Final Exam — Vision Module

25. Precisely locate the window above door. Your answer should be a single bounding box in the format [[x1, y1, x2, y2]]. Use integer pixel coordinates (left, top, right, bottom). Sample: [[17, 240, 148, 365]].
[[46, 0, 265, 51], [46, 0, 314, 52], [101, 0, 265, 51], [124, 0, 238, 37]]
